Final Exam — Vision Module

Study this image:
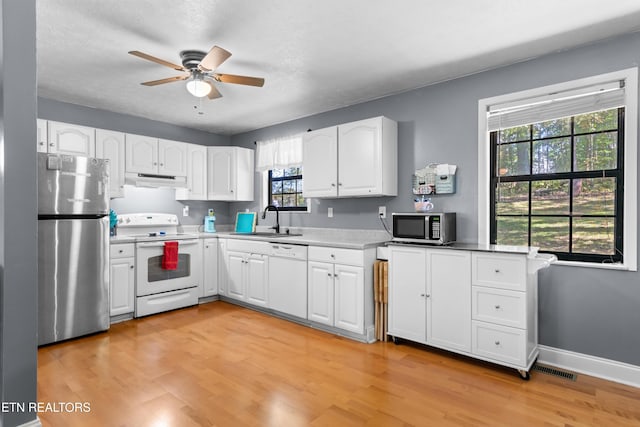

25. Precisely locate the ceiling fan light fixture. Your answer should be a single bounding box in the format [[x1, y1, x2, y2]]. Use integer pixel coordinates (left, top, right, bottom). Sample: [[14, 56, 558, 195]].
[[185, 74, 212, 97]]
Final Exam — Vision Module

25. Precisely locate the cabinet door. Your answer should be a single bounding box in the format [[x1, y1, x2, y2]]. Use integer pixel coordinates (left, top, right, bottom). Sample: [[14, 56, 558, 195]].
[[426, 249, 471, 353], [334, 264, 364, 334], [308, 261, 334, 325], [37, 119, 48, 153], [338, 117, 382, 196], [202, 239, 219, 297], [217, 239, 228, 296], [302, 127, 338, 198], [226, 251, 245, 300], [96, 129, 125, 198], [47, 121, 96, 156], [246, 254, 268, 307], [207, 147, 235, 200], [110, 257, 135, 316], [125, 134, 158, 174], [388, 245, 427, 343], [177, 144, 208, 200], [158, 139, 187, 176]]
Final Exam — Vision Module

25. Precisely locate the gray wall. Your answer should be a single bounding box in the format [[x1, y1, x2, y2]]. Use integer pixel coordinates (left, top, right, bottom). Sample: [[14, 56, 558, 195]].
[[38, 98, 233, 226], [231, 33, 640, 366], [0, 0, 38, 426]]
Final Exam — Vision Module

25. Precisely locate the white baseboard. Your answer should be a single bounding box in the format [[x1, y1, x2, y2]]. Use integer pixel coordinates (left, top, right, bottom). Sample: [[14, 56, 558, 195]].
[[538, 345, 640, 388]]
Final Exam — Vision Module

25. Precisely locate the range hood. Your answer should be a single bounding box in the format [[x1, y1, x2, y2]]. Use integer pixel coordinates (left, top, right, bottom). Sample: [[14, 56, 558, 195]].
[[124, 172, 187, 189]]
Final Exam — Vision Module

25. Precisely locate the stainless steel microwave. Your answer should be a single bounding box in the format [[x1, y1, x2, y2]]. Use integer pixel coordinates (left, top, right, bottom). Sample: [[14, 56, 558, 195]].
[[391, 212, 456, 245]]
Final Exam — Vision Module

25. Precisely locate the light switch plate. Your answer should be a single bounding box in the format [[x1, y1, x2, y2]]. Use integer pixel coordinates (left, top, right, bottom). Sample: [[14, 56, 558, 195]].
[[328, 207, 333, 218], [182, 205, 189, 217]]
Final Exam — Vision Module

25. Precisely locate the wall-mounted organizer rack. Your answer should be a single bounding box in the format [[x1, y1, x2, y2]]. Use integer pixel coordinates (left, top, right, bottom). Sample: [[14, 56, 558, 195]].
[[413, 163, 457, 195]]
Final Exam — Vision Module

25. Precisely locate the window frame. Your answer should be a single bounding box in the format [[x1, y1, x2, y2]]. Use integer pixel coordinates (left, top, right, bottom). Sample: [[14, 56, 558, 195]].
[[478, 68, 637, 271], [489, 109, 624, 263], [266, 167, 307, 212]]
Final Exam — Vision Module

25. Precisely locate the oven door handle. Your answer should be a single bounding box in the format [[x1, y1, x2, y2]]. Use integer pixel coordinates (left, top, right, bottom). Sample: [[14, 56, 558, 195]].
[[137, 240, 199, 248]]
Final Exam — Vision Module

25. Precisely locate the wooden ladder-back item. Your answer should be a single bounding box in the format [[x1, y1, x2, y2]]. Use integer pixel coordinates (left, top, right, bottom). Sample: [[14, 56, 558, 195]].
[[373, 260, 389, 342]]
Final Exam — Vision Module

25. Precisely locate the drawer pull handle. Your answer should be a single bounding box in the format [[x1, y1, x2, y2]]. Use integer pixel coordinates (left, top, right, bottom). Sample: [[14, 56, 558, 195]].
[[420, 293, 426, 297], [494, 269, 501, 273], [495, 341, 501, 346], [495, 305, 501, 310], [119, 249, 123, 253], [327, 273, 332, 277], [330, 254, 335, 258]]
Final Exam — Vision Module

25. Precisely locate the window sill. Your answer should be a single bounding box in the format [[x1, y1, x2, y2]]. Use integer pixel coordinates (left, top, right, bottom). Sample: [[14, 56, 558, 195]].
[[551, 259, 635, 271]]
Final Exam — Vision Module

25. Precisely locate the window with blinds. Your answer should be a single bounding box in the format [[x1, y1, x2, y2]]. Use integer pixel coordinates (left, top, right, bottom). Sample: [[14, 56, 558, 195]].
[[478, 70, 638, 268]]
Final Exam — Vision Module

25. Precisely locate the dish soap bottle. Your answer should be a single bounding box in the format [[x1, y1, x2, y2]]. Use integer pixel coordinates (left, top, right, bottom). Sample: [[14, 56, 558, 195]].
[[204, 209, 216, 233]]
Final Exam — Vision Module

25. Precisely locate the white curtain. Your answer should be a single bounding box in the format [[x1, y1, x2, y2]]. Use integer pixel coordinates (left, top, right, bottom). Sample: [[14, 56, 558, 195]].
[[255, 134, 303, 171]]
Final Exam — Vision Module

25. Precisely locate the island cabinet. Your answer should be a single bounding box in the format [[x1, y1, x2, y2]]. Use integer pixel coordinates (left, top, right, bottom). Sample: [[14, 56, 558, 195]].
[[387, 246, 471, 352], [388, 244, 541, 379], [302, 116, 397, 198]]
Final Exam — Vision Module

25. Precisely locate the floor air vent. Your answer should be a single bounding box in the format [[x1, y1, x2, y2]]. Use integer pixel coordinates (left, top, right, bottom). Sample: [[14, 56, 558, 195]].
[[532, 364, 577, 381]]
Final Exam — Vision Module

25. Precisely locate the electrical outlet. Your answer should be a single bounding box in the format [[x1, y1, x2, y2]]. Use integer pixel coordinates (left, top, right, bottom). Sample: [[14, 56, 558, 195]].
[[328, 207, 333, 218], [378, 206, 387, 219], [182, 205, 189, 217]]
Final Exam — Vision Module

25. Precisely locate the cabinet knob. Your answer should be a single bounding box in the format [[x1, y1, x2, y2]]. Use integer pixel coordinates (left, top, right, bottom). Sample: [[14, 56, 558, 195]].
[[49, 142, 54, 146], [494, 341, 501, 346], [330, 254, 335, 258], [130, 265, 134, 269], [118, 249, 123, 253], [160, 163, 164, 166], [334, 273, 338, 278], [338, 183, 343, 186], [331, 183, 336, 187], [327, 273, 332, 277], [426, 294, 431, 298], [39, 141, 44, 146], [420, 293, 426, 297], [495, 305, 501, 310], [494, 269, 501, 273]]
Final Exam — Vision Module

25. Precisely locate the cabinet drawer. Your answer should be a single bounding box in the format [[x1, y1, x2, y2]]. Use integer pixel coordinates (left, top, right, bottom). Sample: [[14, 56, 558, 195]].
[[472, 321, 526, 367], [308, 246, 363, 266], [226, 239, 270, 254], [472, 253, 526, 291], [110, 243, 135, 259], [472, 286, 526, 328]]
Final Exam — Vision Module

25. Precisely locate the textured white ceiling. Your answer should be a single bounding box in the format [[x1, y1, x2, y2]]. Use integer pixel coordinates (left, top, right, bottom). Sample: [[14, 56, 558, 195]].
[[36, 0, 640, 135]]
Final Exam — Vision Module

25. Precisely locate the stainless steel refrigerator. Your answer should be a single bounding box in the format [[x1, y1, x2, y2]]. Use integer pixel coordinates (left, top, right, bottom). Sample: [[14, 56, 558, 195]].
[[38, 153, 110, 345]]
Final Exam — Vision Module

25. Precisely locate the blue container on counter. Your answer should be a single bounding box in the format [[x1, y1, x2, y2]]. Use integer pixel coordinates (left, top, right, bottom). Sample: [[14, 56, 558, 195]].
[[204, 215, 216, 233]]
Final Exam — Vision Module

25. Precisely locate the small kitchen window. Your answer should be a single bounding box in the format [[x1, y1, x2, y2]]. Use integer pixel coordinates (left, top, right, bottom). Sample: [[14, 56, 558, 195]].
[[268, 167, 307, 211], [478, 68, 638, 270]]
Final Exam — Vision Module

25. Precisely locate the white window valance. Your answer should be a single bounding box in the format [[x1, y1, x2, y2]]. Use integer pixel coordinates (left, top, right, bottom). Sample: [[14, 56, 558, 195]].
[[255, 134, 303, 172], [487, 80, 626, 131]]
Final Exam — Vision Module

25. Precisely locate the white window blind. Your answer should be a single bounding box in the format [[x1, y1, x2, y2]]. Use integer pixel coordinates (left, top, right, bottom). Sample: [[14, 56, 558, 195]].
[[255, 134, 303, 171], [487, 80, 625, 131]]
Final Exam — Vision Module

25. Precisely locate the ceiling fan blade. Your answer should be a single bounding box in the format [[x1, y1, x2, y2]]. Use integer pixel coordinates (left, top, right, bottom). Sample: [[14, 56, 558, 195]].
[[129, 50, 185, 71], [141, 75, 189, 86], [207, 82, 222, 100], [214, 73, 265, 87], [199, 46, 232, 71]]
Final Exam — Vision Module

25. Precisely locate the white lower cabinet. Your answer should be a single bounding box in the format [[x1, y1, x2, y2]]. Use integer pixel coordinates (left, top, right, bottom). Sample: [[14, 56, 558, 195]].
[[307, 246, 365, 335], [202, 238, 218, 297], [225, 240, 269, 307], [388, 245, 539, 378], [109, 243, 135, 318]]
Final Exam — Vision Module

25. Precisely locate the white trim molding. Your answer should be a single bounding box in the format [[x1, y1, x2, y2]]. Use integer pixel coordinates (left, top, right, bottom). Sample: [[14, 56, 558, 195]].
[[478, 68, 638, 271], [538, 345, 640, 389]]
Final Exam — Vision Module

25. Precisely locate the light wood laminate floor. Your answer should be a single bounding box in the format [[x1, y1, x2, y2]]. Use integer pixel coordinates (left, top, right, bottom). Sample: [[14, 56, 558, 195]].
[[38, 301, 640, 426]]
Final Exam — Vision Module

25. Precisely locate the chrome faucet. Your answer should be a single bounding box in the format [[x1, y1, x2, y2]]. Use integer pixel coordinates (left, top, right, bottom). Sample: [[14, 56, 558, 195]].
[[262, 205, 280, 234]]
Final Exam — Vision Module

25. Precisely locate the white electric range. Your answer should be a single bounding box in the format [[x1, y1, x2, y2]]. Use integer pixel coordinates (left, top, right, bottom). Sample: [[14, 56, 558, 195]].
[[117, 213, 202, 317]]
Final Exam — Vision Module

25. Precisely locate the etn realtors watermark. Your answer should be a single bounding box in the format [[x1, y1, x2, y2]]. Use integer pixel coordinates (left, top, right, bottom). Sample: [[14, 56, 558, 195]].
[[1, 401, 91, 413]]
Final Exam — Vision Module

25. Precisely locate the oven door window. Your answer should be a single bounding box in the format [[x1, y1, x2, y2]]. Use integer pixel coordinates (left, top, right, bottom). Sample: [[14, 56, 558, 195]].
[[147, 254, 191, 282]]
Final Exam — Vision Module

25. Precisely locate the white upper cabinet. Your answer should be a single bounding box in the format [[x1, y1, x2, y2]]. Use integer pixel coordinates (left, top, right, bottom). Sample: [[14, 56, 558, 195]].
[[46, 121, 96, 157], [158, 139, 187, 176], [37, 119, 48, 153], [125, 134, 158, 174], [95, 129, 125, 199], [303, 116, 397, 198], [302, 127, 339, 197], [176, 143, 208, 200], [207, 146, 254, 201], [125, 134, 187, 176]]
